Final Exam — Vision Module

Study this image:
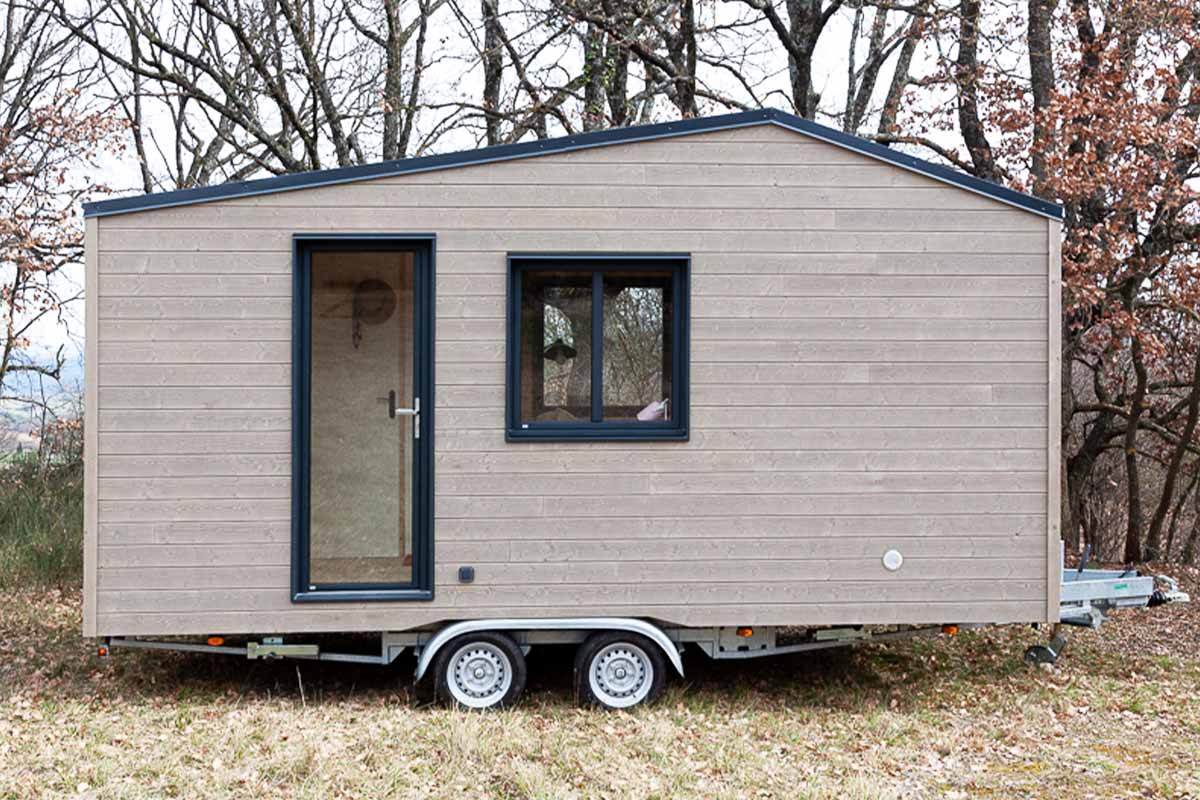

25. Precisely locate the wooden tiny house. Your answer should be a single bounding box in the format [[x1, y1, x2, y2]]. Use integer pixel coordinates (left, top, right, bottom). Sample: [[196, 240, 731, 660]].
[[83, 109, 1065, 708]]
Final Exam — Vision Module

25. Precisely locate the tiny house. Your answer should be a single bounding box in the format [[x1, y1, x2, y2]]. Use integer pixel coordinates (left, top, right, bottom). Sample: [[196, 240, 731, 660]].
[[83, 109, 1065, 708]]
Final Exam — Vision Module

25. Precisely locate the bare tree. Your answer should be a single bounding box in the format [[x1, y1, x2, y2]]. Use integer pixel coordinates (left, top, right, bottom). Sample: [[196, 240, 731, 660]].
[[0, 0, 118, 414], [728, 0, 843, 117], [59, 0, 447, 187]]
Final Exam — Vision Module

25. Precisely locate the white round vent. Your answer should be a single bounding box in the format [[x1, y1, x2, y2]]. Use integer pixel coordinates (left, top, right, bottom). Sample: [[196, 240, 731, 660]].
[[882, 549, 904, 572]]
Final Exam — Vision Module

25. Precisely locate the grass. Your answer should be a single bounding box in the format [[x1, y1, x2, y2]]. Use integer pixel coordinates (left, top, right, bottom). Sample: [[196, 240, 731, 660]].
[[0, 459, 83, 590], [0, 468, 1195, 796], [1, 582, 1198, 799]]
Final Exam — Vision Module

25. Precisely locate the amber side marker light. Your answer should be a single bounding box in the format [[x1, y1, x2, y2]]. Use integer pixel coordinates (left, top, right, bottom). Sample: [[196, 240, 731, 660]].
[[942, 625, 959, 635], [735, 627, 754, 638], [96, 645, 109, 657], [207, 636, 225, 647]]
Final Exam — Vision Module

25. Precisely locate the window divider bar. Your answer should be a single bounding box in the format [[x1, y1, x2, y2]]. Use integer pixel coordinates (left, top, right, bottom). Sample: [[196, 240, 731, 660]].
[[591, 270, 603, 423]]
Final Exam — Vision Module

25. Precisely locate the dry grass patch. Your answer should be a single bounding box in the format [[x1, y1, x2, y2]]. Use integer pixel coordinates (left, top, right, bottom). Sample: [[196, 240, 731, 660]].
[[2, 574, 1198, 798]]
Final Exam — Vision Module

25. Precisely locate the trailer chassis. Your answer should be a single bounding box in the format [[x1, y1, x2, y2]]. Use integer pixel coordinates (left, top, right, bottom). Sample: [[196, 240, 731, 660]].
[[104, 562, 1188, 708]]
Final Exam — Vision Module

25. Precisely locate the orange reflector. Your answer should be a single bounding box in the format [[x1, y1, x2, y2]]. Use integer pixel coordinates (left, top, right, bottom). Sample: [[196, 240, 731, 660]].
[[207, 636, 225, 647], [735, 627, 754, 638], [97, 646, 108, 657], [942, 625, 959, 635]]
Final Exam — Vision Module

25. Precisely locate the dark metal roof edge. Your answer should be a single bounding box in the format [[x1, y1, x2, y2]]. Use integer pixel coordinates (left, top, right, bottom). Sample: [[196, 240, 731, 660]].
[[83, 108, 1063, 220]]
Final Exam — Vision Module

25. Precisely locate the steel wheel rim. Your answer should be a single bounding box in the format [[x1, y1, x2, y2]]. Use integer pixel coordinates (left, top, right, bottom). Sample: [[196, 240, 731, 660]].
[[589, 642, 653, 709], [446, 642, 512, 709]]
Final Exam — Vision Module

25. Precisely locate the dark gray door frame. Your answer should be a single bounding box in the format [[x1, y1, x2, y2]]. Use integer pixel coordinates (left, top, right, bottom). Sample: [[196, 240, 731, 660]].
[[291, 234, 436, 602]]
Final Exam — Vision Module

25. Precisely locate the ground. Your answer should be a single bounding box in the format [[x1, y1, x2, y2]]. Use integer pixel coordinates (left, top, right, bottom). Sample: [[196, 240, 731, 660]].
[[1, 570, 1198, 799]]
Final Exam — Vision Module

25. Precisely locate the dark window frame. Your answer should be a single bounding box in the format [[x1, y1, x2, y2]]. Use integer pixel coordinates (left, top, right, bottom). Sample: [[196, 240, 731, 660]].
[[506, 253, 690, 442], [291, 234, 436, 603]]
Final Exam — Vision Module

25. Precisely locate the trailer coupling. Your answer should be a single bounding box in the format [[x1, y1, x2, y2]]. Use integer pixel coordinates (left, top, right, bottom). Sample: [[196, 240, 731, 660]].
[[1059, 570, 1190, 630], [1027, 570, 1191, 666]]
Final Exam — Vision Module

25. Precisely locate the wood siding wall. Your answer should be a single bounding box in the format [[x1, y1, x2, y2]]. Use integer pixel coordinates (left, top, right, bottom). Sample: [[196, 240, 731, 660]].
[[86, 124, 1055, 637]]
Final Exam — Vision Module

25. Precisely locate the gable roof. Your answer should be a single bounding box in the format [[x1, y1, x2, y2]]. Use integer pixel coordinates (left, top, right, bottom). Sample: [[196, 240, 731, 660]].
[[82, 108, 1063, 220]]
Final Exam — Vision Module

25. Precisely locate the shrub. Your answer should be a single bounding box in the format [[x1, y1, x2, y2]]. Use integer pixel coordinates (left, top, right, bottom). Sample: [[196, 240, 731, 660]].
[[0, 447, 83, 590]]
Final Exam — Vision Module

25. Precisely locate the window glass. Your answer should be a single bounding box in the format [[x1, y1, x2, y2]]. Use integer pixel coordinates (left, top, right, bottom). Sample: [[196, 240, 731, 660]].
[[520, 271, 592, 423], [309, 249, 414, 587], [602, 272, 671, 421], [509, 257, 687, 440]]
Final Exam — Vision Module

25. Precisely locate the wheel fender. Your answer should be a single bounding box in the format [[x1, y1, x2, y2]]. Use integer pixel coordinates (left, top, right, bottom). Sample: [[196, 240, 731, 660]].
[[414, 618, 684, 682]]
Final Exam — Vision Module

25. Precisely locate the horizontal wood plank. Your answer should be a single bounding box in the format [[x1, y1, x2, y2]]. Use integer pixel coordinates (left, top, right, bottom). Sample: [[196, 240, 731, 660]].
[[99, 432, 290, 455], [691, 362, 1046, 385], [98, 521, 290, 546], [435, 406, 1048, 430], [98, 227, 1049, 255], [97, 578, 1045, 614], [99, 387, 291, 410], [100, 320, 292, 342], [230, 183, 1017, 214], [99, 454, 289, 477], [94, 600, 1047, 635], [438, 384, 1047, 409], [692, 297, 1048, 320], [375, 513, 1045, 540], [435, 449, 1046, 475], [435, 426, 1046, 451], [99, 364, 290, 387], [98, 499, 291, 523], [438, 492, 1045, 519], [96, 469, 1046, 502], [98, 556, 1044, 592], [100, 297, 290, 320], [443, 317, 1048, 343], [438, 339, 1048, 365]]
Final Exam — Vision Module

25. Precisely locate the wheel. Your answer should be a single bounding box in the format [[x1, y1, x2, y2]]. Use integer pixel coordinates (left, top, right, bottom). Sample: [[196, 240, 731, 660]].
[[574, 631, 667, 710], [433, 632, 527, 709]]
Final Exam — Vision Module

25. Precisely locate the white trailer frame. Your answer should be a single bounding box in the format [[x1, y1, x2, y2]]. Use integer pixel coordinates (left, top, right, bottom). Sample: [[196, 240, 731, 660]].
[[104, 556, 1188, 707]]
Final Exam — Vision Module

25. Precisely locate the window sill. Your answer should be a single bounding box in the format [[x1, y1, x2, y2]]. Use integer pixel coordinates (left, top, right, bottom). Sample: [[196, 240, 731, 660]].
[[292, 589, 434, 603], [506, 427, 689, 443]]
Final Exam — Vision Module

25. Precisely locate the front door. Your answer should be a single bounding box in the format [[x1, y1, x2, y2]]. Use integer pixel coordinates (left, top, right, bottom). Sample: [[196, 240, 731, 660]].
[[293, 237, 433, 601]]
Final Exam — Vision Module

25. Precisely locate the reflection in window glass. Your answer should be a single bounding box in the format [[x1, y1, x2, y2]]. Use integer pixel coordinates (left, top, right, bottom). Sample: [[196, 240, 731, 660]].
[[309, 250, 414, 586], [602, 272, 671, 421], [520, 271, 592, 423]]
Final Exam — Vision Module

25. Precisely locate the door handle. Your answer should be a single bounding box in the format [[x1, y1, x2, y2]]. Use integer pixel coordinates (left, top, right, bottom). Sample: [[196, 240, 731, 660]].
[[378, 392, 420, 438]]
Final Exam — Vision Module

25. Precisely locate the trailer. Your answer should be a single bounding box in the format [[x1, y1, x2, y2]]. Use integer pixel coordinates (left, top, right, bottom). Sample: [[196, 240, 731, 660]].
[[103, 559, 1188, 708], [86, 108, 1110, 709]]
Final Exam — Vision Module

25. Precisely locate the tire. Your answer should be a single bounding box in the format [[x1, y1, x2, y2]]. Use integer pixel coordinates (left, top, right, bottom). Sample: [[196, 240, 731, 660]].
[[574, 631, 667, 710], [433, 632, 527, 709]]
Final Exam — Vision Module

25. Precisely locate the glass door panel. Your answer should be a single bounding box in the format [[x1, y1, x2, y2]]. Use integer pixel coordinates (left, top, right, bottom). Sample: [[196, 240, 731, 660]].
[[308, 249, 415, 586]]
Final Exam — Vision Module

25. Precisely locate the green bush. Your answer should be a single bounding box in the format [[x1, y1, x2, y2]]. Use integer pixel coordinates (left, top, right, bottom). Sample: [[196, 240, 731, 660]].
[[0, 457, 83, 589]]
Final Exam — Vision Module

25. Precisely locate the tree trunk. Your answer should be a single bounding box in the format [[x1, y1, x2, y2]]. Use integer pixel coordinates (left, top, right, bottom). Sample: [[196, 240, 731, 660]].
[[1183, 487, 1200, 564], [672, 0, 698, 117], [582, 15, 606, 130], [1123, 333, 1149, 564], [846, 5, 888, 133], [605, 25, 630, 126], [785, 0, 819, 117], [1146, 344, 1200, 559], [955, 0, 999, 180], [1026, 0, 1056, 196], [482, 0, 503, 145], [877, 2, 928, 138], [381, 0, 404, 159], [398, 0, 428, 157], [1066, 395, 1112, 556], [1165, 469, 1199, 560]]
